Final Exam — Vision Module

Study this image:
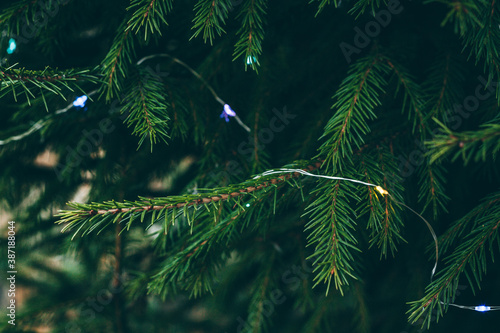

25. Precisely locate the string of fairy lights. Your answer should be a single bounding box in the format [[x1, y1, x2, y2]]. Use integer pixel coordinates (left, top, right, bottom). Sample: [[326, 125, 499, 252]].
[[1, 39, 497, 312], [0, 53, 250, 146]]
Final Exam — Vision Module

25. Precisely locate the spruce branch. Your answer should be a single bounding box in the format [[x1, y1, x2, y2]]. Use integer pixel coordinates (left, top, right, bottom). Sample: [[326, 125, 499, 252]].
[[318, 53, 390, 172], [0, 65, 98, 108], [426, 120, 500, 164], [431, 0, 500, 95], [422, 53, 465, 120], [304, 178, 361, 296], [461, 0, 500, 93], [57, 161, 322, 238], [126, 0, 173, 40], [308, 0, 339, 16], [191, 0, 232, 45], [101, 19, 136, 100], [147, 178, 300, 299], [120, 66, 170, 149], [356, 146, 405, 257], [385, 59, 426, 132], [437, 190, 500, 256], [417, 163, 449, 218], [246, 252, 277, 333], [408, 193, 500, 327], [349, 0, 386, 17], [233, 0, 267, 71], [0, 0, 68, 39], [428, 0, 483, 36]]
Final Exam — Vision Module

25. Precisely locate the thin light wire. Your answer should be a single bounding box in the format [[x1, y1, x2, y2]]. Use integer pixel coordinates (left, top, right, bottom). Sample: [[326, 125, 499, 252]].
[[447, 303, 500, 311], [136, 53, 251, 133], [389, 196, 439, 279], [0, 90, 98, 146], [254, 168, 379, 187]]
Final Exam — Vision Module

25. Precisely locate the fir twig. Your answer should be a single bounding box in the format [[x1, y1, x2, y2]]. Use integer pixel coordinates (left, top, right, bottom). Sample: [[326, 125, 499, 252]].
[[233, 0, 267, 71], [127, 0, 173, 40], [191, 0, 231, 45]]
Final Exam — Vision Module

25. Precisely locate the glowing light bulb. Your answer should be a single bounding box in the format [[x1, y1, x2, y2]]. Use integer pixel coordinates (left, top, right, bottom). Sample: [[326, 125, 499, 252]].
[[220, 104, 236, 122], [246, 56, 257, 65], [474, 305, 491, 312], [375, 186, 389, 196], [73, 95, 88, 108], [6, 38, 16, 54]]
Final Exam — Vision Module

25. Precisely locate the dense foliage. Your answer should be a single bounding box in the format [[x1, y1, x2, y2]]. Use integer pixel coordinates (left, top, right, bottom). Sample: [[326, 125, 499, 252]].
[[1, 0, 499, 332]]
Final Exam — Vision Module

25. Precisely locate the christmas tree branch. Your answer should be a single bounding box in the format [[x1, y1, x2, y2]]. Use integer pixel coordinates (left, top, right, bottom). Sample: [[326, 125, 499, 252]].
[[309, 0, 339, 16], [57, 161, 322, 237], [0, 65, 98, 107], [408, 193, 500, 327], [386, 59, 426, 132], [101, 19, 136, 100], [233, 0, 267, 70], [349, 0, 385, 17], [147, 178, 300, 298], [127, 0, 172, 40], [191, 0, 231, 45], [318, 52, 389, 172], [417, 163, 449, 218], [121, 66, 170, 149], [437, 190, 500, 256], [426, 121, 500, 164], [0, 0, 68, 38], [423, 53, 465, 120]]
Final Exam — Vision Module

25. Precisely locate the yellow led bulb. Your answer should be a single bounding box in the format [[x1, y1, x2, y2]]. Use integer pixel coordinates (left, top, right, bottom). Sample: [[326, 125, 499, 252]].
[[375, 186, 389, 196]]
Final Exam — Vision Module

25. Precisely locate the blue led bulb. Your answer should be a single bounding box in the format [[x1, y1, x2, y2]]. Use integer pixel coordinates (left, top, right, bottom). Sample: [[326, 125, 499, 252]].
[[220, 104, 236, 122], [246, 56, 257, 65], [6, 38, 16, 54], [73, 95, 88, 108], [474, 305, 491, 312]]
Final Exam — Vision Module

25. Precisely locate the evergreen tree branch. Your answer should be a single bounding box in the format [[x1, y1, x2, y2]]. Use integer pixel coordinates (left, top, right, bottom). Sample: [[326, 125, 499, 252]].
[[308, 0, 338, 16], [428, 0, 483, 36], [126, 0, 173, 40], [437, 189, 500, 256], [356, 145, 406, 257], [461, 0, 500, 89], [0, 65, 98, 107], [0, 0, 70, 39], [417, 163, 449, 218], [120, 66, 170, 149], [304, 178, 361, 296], [146, 179, 300, 299], [57, 161, 322, 237], [408, 194, 500, 327], [430, 0, 500, 95], [246, 253, 277, 333], [385, 59, 426, 132], [233, 0, 267, 71], [191, 0, 231, 45], [422, 53, 465, 120], [318, 53, 389, 172], [101, 19, 136, 100], [349, 0, 386, 17], [426, 120, 500, 164]]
